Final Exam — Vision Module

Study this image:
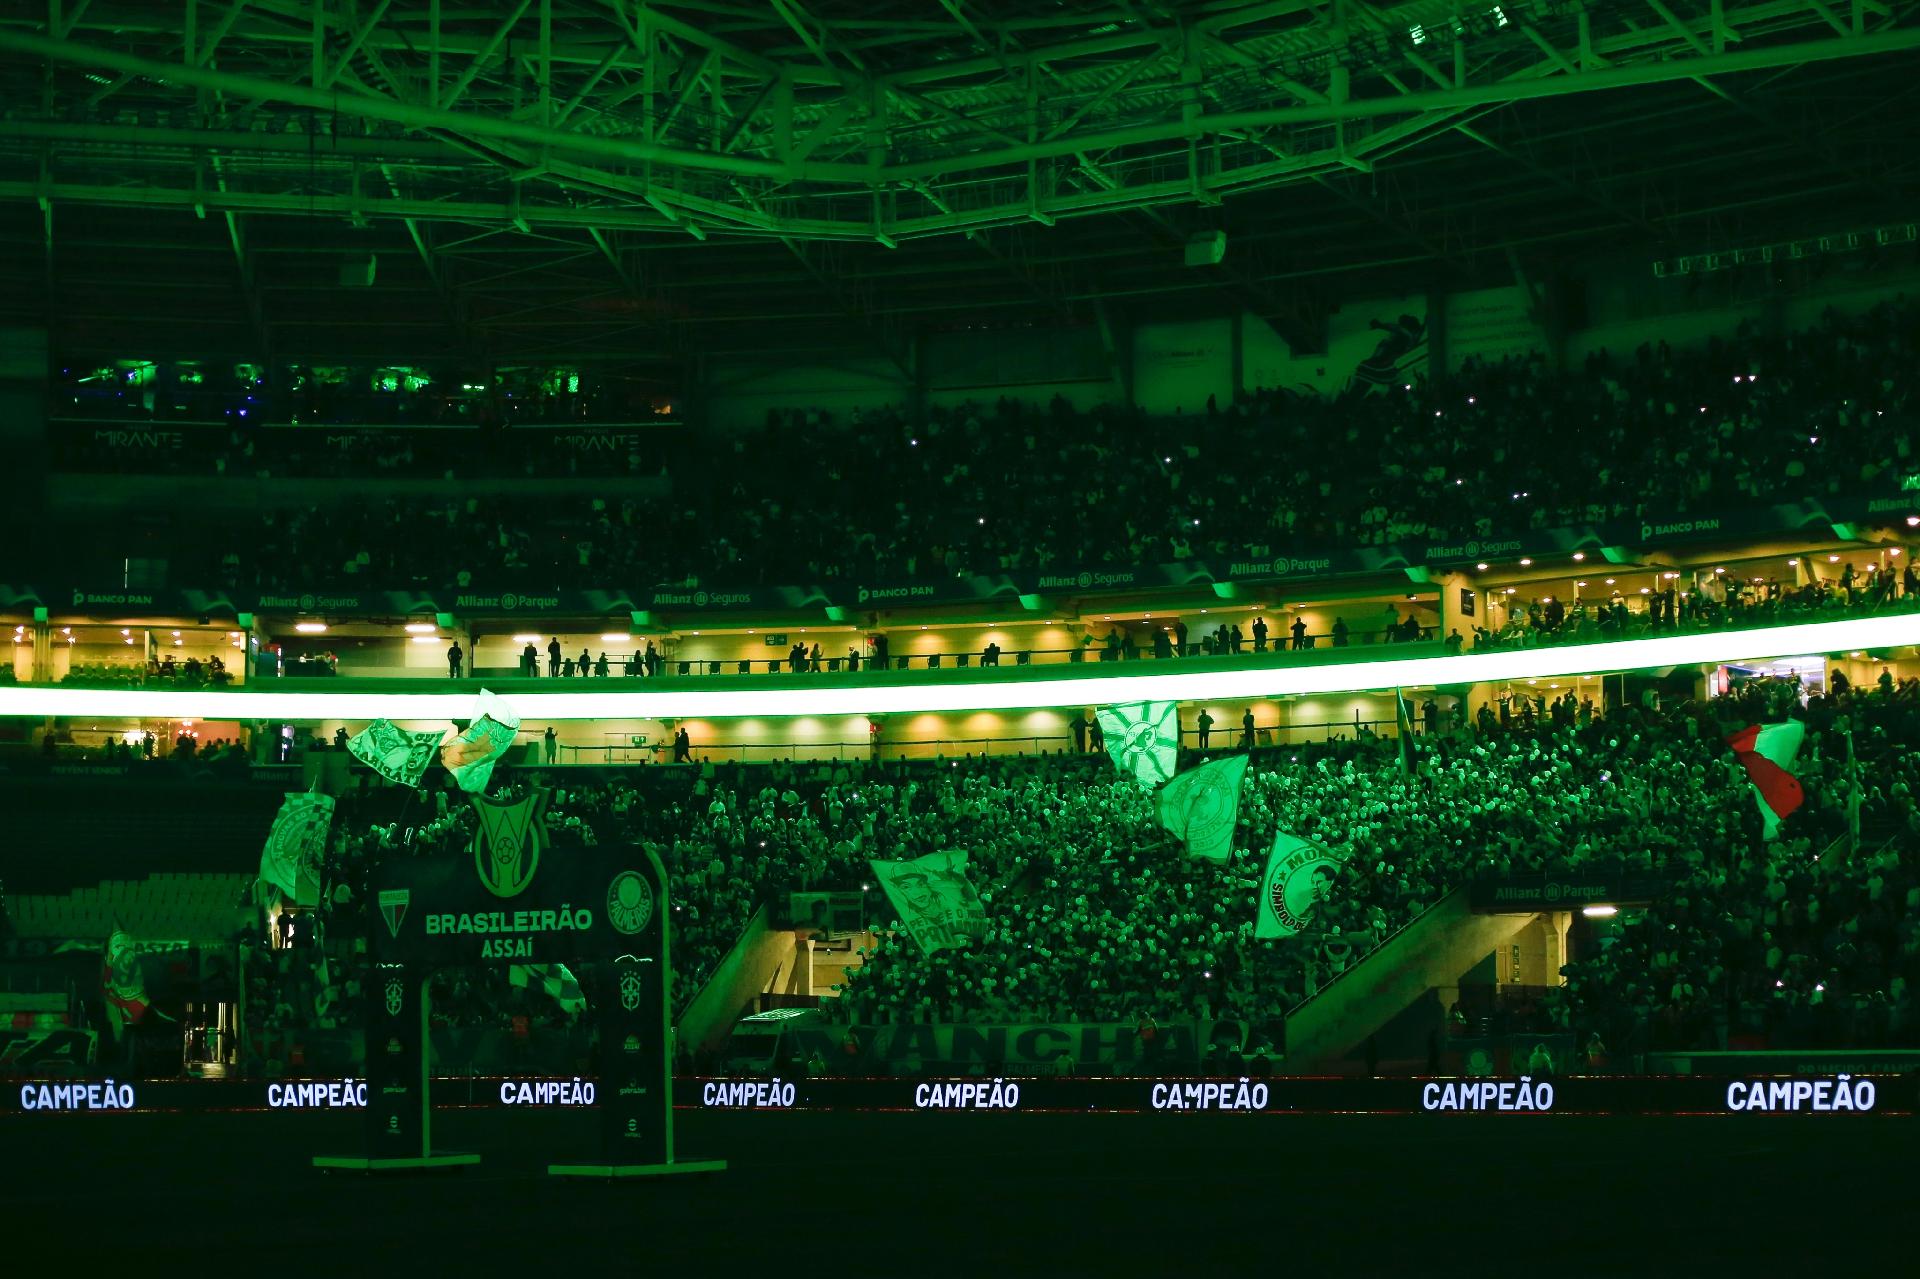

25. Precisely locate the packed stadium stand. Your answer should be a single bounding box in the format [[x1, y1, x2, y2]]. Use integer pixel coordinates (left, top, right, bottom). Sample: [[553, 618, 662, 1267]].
[[2, 2, 1919, 1264]]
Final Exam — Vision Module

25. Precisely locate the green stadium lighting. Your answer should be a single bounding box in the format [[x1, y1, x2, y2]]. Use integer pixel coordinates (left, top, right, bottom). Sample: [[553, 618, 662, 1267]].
[[2, 614, 1917, 722]]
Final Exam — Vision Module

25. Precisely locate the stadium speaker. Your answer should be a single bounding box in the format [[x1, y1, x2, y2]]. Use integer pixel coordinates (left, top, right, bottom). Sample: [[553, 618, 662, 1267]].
[[337, 253, 377, 287], [1184, 231, 1226, 267]]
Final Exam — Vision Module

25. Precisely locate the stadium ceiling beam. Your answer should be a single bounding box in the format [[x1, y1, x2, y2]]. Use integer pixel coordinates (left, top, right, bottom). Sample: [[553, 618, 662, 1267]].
[[5, 5, 1918, 243]]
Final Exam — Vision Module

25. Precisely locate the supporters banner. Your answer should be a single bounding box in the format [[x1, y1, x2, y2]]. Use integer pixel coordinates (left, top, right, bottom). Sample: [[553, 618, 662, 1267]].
[[1256, 832, 1342, 938], [868, 850, 987, 954], [1154, 754, 1249, 862], [347, 720, 445, 789], [441, 688, 521, 794], [258, 791, 336, 906], [1726, 721, 1806, 840], [1097, 701, 1180, 790]]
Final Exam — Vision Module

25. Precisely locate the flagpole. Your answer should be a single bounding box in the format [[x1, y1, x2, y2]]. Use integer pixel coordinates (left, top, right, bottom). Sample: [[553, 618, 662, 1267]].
[[1846, 717, 1860, 858]]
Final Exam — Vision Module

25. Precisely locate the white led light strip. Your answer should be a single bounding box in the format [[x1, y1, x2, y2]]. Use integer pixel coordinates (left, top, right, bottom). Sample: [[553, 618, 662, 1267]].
[[4, 613, 1914, 722]]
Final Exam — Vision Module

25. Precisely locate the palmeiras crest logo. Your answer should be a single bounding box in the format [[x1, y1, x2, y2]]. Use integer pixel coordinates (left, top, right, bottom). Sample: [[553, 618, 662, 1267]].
[[606, 871, 654, 935], [619, 969, 644, 1012], [384, 978, 404, 1017], [377, 888, 410, 939], [470, 788, 550, 899]]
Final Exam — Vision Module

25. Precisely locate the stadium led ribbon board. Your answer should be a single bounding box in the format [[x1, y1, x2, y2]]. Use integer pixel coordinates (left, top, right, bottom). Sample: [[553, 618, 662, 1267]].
[[5, 613, 1918, 721]]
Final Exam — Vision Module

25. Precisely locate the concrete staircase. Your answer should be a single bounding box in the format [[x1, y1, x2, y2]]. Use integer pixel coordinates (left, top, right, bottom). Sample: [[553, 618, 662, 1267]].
[[1282, 887, 1540, 1071]]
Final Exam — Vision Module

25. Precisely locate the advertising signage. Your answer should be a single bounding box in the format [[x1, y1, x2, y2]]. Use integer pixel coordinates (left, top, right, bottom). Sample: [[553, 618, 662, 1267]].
[[1469, 872, 1669, 912], [4, 1073, 1910, 1118], [370, 791, 666, 968]]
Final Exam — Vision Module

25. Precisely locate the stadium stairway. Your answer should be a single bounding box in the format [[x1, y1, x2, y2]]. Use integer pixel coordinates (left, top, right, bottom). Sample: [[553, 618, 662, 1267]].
[[1282, 887, 1539, 1072]]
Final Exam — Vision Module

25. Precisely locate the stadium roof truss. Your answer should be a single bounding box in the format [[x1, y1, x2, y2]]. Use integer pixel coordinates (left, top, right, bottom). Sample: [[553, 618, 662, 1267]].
[[5, 611, 1916, 721], [1, 0, 1916, 358]]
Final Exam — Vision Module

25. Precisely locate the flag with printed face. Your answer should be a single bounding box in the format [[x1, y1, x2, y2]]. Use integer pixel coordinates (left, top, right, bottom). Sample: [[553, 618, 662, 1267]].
[[510, 963, 587, 1015], [258, 792, 335, 906], [869, 850, 987, 954], [347, 720, 445, 789], [1726, 721, 1806, 840], [1154, 754, 1250, 862], [1096, 701, 1180, 790], [1256, 831, 1344, 939], [441, 688, 521, 794], [101, 928, 152, 1037]]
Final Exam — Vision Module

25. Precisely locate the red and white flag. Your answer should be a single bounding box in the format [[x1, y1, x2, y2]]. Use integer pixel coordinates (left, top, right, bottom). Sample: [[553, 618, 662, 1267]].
[[1726, 721, 1806, 840]]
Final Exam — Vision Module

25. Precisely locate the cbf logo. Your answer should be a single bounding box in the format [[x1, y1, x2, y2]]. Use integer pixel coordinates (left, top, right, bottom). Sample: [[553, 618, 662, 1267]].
[[471, 789, 550, 899], [619, 968, 644, 1012], [606, 871, 654, 935], [384, 978, 404, 1017]]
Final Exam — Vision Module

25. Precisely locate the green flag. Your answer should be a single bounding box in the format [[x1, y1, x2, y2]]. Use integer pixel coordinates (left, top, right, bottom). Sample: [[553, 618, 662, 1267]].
[[1256, 831, 1344, 939], [1154, 754, 1250, 862], [510, 963, 586, 1015], [1096, 701, 1180, 790], [441, 688, 521, 794], [258, 791, 335, 906], [868, 850, 987, 954], [347, 720, 445, 788]]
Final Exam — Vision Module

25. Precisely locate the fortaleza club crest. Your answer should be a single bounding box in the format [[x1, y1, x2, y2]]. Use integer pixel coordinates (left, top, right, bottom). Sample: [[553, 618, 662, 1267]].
[[606, 871, 654, 935], [470, 789, 550, 899], [384, 979, 404, 1017], [377, 888, 410, 939]]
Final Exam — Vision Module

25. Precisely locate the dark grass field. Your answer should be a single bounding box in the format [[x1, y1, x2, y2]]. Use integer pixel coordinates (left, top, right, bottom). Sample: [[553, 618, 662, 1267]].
[[1, 1108, 1909, 1273]]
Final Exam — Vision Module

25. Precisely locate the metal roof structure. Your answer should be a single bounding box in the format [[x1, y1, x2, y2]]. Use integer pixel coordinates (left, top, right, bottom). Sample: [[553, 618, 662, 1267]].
[[0, 0, 1915, 363]]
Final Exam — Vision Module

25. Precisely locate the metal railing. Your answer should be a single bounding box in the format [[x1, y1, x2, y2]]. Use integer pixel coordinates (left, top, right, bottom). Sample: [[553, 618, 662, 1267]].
[[542, 718, 1416, 766], [476, 627, 1439, 682]]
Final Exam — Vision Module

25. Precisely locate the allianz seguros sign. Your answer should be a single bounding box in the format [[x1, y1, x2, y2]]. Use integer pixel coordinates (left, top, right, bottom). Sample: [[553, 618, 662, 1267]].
[[369, 787, 662, 965]]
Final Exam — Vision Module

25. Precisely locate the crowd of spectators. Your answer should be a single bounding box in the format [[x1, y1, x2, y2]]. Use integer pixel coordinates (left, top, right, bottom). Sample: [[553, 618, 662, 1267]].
[[1477, 560, 1920, 651], [54, 296, 1920, 593], [247, 666, 1920, 1070]]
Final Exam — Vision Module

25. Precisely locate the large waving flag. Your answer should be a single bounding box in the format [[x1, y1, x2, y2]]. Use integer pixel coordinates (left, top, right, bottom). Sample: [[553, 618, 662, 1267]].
[[869, 850, 987, 954], [1726, 721, 1806, 840], [1096, 701, 1180, 790], [1256, 832, 1344, 939], [1154, 754, 1250, 862], [101, 928, 153, 1038], [442, 688, 521, 794], [348, 720, 445, 789], [258, 792, 335, 906], [509, 963, 587, 1016]]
